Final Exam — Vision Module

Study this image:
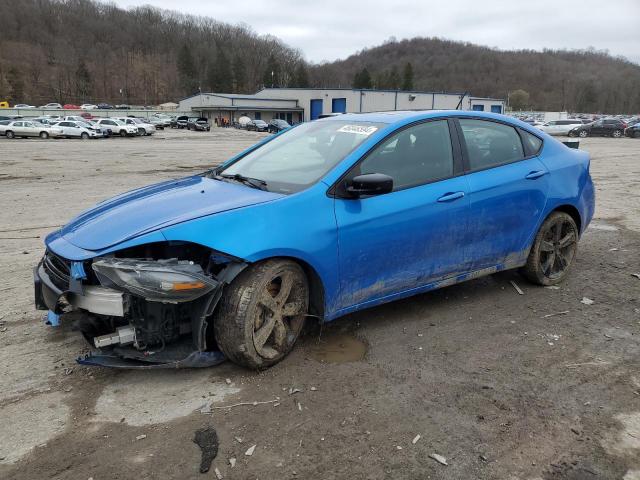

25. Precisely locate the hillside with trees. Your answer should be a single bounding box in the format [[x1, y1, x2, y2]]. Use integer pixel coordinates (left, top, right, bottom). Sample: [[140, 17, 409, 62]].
[[310, 37, 640, 114], [1, 1, 639, 113], [0, 0, 309, 105]]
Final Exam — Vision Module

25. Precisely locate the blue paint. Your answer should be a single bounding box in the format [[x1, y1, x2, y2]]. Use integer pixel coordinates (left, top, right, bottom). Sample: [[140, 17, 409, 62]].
[[491, 105, 502, 113], [42, 110, 595, 322], [46, 310, 60, 326], [331, 98, 346, 113], [310, 99, 323, 120], [70, 261, 87, 279]]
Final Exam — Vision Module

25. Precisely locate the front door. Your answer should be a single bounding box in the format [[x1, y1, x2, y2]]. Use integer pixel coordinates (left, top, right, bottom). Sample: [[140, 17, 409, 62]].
[[334, 119, 470, 310], [456, 118, 549, 269]]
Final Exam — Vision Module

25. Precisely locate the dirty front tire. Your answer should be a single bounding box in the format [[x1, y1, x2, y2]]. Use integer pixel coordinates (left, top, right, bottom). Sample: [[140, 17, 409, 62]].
[[213, 259, 309, 369], [522, 212, 579, 286]]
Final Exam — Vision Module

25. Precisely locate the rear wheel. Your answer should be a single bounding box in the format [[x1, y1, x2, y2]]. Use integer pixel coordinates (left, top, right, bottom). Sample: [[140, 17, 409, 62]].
[[612, 129, 622, 138], [214, 259, 309, 369], [578, 130, 588, 138], [39, 131, 49, 139], [634, 131, 640, 139], [522, 212, 579, 286]]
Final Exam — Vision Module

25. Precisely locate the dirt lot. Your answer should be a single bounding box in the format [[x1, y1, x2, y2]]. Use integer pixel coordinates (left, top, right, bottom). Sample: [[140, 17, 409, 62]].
[[0, 130, 639, 480]]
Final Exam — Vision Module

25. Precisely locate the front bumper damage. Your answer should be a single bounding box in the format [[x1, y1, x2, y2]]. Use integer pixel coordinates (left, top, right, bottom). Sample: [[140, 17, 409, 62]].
[[34, 250, 246, 369]]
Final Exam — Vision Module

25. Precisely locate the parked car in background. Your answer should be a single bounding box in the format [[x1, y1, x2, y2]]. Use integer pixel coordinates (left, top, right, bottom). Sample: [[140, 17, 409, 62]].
[[173, 115, 189, 128], [40, 103, 63, 109], [115, 104, 131, 110], [80, 104, 98, 110], [97, 103, 113, 110], [537, 119, 585, 136], [31, 117, 58, 126], [94, 118, 138, 137], [187, 117, 210, 131], [33, 111, 594, 369], [53, 120, 103, 139], [0, 119, 11, 135], [268, 119, 291, 133], [624, 122, 640, 138], [0, 101, 9, 108], [568, 118, 627, 138], [114, 117, 155, 135], [14, 104, 36, 109], [150, 113, 171, 129], [63, 104, 80, 110], [246, 119, 268, 131], [3, 120, 64, 139]]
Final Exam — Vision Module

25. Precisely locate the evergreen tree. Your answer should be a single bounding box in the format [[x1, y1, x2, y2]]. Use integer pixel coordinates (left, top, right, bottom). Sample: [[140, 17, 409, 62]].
[[232, 55, 246, 92], [352, 67, 372, 89], [388, 65, 400, 89], [402, 62, 414, 91], [292, 63, 309, 88], [7, 67, 24, 102], [177, 44, 197, 94], [75, 60, 92, 101], [262, 55, 280, 87], [208, 49, 232, 92]]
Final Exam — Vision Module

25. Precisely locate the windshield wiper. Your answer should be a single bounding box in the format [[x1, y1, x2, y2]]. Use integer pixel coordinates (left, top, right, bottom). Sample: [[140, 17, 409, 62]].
[[216, 173, 268, 191]]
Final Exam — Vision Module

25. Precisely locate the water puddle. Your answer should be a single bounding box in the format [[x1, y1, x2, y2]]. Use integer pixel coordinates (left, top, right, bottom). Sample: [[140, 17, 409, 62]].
[[308, 333, 367, 363]]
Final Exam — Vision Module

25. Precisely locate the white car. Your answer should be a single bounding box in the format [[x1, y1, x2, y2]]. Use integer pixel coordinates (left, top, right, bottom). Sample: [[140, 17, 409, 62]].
[[538, 119, 586, 136], [41, 103, 63, 109], [113, 117, 156, 135], [13, 104, 36, 109], [53, 120, 103, 139], [94, 118, 138, 137], [80, 104, 98, 110], [3, 120, 64, 139]]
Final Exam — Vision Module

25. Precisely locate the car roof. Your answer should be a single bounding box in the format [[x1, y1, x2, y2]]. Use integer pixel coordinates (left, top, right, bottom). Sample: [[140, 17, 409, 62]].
[[319, 110, 528, 128]]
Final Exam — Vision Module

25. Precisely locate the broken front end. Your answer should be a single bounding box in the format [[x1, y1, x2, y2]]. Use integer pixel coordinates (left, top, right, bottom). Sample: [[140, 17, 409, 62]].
[[34, 242, 246, 368]]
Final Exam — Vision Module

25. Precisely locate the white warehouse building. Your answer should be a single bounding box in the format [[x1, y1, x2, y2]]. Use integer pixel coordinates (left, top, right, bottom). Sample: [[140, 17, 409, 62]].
[[178, 88, 506, 124]]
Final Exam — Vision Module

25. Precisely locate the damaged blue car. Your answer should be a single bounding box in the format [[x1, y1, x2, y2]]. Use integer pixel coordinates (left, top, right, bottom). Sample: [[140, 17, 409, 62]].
[[34, 111, 595, 369]]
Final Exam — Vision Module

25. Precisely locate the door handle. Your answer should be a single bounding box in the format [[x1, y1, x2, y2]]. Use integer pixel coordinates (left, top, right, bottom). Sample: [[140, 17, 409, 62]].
[[437, 191, 465, 202], [525, 170, 548, 180]]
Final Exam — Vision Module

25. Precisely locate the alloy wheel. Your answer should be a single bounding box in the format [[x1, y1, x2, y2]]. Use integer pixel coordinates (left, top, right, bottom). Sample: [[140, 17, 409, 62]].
[[538, 217, 578, 281]]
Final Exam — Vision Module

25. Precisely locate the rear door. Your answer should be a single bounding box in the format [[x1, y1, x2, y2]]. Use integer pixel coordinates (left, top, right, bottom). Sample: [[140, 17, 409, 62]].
[[456, 118, 549, 270]]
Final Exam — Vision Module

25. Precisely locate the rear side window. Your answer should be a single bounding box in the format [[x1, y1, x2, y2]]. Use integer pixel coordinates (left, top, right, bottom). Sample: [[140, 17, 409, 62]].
[[520, 130, 543, 155], [459, 119, 524, 171]]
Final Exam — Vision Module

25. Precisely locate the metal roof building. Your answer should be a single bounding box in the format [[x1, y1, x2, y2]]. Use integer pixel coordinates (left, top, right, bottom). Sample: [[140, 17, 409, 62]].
[[178, 88, 506, 124]]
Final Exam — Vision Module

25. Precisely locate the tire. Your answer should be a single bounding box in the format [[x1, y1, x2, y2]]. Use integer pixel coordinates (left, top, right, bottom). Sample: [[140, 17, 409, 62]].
[[81, 132, 89, 139], [6, 131, 14, 139], [521, 211, 579, 286], [213, 259, 309, 369], [634, 131, 640, 139], [139, 128, 146, 135], [119, 129, 127, 137], [568, 131, 576, 138], [612, 129, 622, 138], [39, 131, 49, 139], [578, 130, 588, 138]]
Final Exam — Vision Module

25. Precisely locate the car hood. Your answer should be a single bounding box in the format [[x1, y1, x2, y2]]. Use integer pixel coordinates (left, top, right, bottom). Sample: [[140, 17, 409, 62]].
[[60, 175, 284, 251]]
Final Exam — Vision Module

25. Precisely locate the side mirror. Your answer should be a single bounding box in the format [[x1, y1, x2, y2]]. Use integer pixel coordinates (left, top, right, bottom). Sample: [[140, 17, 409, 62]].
[[346, 173, 393, 198]]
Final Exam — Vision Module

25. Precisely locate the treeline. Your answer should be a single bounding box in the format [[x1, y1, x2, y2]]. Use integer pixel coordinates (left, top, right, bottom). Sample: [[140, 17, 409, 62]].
[[310, 37, 640, 114], [0, 0, 309, 105]]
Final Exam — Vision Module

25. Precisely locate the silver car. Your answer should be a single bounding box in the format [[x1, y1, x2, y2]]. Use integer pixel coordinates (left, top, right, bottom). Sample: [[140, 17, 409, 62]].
[[53, 120, 102, 139], [3, 120, 64, 139]]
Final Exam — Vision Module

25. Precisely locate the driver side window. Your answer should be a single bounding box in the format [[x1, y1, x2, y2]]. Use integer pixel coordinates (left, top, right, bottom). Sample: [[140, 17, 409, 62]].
[[357, 120, 454, 191]]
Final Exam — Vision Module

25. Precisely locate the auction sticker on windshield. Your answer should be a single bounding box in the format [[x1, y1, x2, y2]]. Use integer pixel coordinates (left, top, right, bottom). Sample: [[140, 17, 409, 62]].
[[337, 125, 379, 136]]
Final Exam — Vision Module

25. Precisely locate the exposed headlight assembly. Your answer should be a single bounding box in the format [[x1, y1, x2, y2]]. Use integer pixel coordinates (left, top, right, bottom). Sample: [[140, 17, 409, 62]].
[[92, 258, 218, 303]]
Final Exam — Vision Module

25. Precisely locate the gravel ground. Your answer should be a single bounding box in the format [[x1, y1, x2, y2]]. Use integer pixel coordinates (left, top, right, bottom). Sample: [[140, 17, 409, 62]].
[[0, 130, 639, 480]]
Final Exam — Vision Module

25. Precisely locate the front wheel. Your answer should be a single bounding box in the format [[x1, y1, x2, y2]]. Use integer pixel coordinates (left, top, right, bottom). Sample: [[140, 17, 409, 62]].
[[213, 259, 309, 369], [521, 212, 579, 286], [634, 131, 640, 139], [119, 129, 127, 137], [578, 130, 588, 138], [40, 131, 49, 139], [6, 131, 15, 139], [81, 132, 89, 139], [612, 129, 622, 138]]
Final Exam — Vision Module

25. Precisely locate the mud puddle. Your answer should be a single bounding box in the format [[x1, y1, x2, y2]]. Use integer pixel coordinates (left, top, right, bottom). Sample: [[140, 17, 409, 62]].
[[308, 333, 367, 363]]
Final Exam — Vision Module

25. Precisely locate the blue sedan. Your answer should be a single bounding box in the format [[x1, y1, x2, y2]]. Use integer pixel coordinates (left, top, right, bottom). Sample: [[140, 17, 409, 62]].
[[34, 111, 595, 369]]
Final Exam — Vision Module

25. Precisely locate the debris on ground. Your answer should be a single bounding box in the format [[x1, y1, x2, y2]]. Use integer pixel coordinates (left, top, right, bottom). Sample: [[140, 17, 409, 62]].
[[209, 398, 280, 410], [288, 387, 302, 395], [234, 436, 243, 443], [581, 297, 595, 305], [631, 273, 640, 279], [135, 434, 146, 441], [297, 401, 302, 411], [510, 281, 524, 295], [229, 458, 236, 468], [193, 426, 219, 473], [310, 386, 317, 391], [429, 453, 448, 465], [214, 467, 223, 479], [225, 378, 231, 385], [63, 367, 73, 375], [543, 311, 570, 318], [412, 434, 421, 445], [544, 285, 561, 290], [245, 444, 256, 456]]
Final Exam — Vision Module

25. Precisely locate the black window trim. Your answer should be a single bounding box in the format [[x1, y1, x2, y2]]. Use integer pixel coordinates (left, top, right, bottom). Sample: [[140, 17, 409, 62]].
[[328, 117, 464, 199], [452, 116, 544, 174]]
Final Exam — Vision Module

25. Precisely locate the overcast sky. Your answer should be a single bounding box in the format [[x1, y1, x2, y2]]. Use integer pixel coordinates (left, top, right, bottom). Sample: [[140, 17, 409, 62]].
[[111, 0, 640, 64]]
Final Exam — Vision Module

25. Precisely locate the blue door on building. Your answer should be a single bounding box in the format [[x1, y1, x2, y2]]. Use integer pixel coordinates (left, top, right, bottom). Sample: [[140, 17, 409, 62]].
[[332, 98, 346, 113], [491, 105, 502, 114], [286, 112, 293, 124], [310, 99, 323, 120], [472, 104, 485, 111]]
